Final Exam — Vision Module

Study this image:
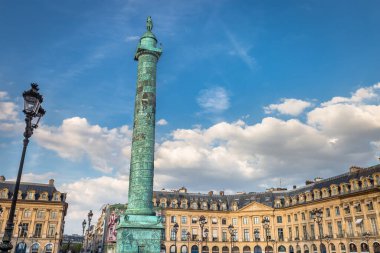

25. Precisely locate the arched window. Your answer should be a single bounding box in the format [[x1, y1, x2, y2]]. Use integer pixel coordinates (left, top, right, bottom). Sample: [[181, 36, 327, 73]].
[[31, 243, 39, 253], [45, 244, 53, 253], [373, 242, 380, 253], [265, 246, 273, 253], [254, 246, 262, 253], [311, 244, 318, 253], [181, 245, 188, 253], [170, 245, 176, 253], [278, 246, 286, 253], [202, 246, 209, 253], [339, 244, 346, 253], [321, 244, 326, 253], [15, 242, 27, 253], [304, 245, 309, 253], [330, 244, 336, 253], [161, 244, 166, 253], [289, 246, 294, 253], [212, 246, 219, 253], [232, 246, 239, 253], [349, 244, 357, 253], [361, 243, 369, 253], [243, 246, 251, 253], [191, 245, 199, 253], [222, 247, 229, 253]]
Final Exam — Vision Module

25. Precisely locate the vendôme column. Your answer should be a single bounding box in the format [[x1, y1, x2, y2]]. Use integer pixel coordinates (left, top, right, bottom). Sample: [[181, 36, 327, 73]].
[[116, 17, 163, 253]]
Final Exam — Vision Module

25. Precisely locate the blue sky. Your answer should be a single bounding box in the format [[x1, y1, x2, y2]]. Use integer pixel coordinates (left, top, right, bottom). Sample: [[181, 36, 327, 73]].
[[0, 0, 380, 234]]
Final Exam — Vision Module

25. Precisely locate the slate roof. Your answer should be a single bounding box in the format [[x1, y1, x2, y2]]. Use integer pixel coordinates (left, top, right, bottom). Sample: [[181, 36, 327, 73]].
[[154, 164, 380, 209], [0, 180, 65, 202]]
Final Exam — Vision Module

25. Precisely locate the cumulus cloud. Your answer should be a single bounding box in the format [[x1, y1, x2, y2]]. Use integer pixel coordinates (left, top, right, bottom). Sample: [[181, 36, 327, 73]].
[[157, 119, 168, 126], [197, 87, 230, 113], [0, 91, 23, 132], [60, 176, 128, 234], [125, 35, 140, 42], [264, 98, 312, 116], [35, 117, 132, 173]]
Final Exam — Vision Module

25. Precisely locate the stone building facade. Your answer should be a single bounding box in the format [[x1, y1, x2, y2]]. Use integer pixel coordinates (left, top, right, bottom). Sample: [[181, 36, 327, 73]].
[[0, 176, 68, 253], [155, 165, 380, 253]]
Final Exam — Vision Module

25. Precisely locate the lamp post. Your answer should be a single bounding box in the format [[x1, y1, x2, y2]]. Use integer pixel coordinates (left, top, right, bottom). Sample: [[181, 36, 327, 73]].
[[82, 220, 87, 252], [86, 210, 93, 253], [323, 235, 332, 253], [270, 239, 277, 253], [204, 228, 209, 246], [228, 225, 234, 253], [262, 217, 270, 253], [186, 232, 191, 253], [0, 84, 45, 253], [173, 223, 179, 253], [310, 208, 323, 253], [199, 216, 207, 253]]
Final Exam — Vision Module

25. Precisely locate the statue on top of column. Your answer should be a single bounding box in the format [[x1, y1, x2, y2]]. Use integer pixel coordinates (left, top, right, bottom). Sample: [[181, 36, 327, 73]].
[[146, 16, 153, 31]]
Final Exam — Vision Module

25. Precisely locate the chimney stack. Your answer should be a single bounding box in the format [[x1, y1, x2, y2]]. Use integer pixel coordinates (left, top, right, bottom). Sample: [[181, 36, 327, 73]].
[[49, 179, 55, 185], [0, 175, 5, 182]]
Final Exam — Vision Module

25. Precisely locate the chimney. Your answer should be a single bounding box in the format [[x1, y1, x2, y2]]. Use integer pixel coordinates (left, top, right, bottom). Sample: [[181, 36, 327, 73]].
[[208, 191, 213, 196], [49, 179, 55, 186], [219, 191, 224, 196], [293, 185, 297, 189], [0, 176, 5, 182], [305, 180, 314, 185]]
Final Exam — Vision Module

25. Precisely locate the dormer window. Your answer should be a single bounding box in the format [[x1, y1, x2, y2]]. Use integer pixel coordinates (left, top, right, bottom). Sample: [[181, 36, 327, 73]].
[[0, 190, 7, 199], [221, 203, 227, 211], [27, 192, 34, 200], [171, 201, 177, 208], [191, 202, 198, 210], [201, 202, 208, 210], [53, 194, 60, 201], [181, 201, 187, 209]]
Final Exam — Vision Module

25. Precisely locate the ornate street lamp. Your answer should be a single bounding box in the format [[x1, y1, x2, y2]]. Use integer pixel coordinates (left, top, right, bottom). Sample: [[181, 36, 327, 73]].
[[262, 217, 270, 253], [310, 208, 324, 253], [86, 210, 93, 252], [204, 228, 209, 245], [0, 83, 45, 253], [199, 216, 207, 252], [186, 232, 191, 253], [173, 222, 179, 253], [228, 224, 235, 253], [82, 219, 87, 235], [324, 235, 332, 253], [270, 239, 277, 253]]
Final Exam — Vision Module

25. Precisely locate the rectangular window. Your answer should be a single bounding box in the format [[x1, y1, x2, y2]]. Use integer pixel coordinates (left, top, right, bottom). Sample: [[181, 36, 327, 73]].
[[47, 224, 56, 237], [244, 229, 250, 242], [36, 210, 44, 219], [232, 218, 237, 226], [326, 208, 330, 217], [50, 211, 57, 219], [34, 223, 42, 237], [21, 223, 29, 236], [335, 207, 340, 216], [24, 210, 32, 218], [171, 216, 176, 223], [170, 229, 176, 240], [243, 217, 249, 225], [212, 218, 218, 224], [318, 224, 323, 238], [344, 206, 351, 214], [295, 226, 299, 238], [222, 218, 227, 225], [327, 222, 333, 236], [337, 221, 343, 237], [302, 225, 307, 240], [288, 227, 292, 240], [254, 229, 260, 241], [253, 217, 259, 224], [310, 224, 315, 238], [370, 218, 378, 234], [355, 203, 362, 212], [277, 216, 282, 223], [181, 229, 187, 241], [278, 228, 284, 241], [192, 217, 197, 224], [287, 215, 291, 223], [301, 213, 305, 221], [222, 230, 227, 242], [367, 201, 374, 211], [181, 216, 187, 224], [347, 220, 354, 236], [294, 214, 298, 222], [212, 229, 218, 241]]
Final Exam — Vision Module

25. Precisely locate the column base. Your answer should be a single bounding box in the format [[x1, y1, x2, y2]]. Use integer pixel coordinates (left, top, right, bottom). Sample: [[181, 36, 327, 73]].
[[116, 214, 163, 253]]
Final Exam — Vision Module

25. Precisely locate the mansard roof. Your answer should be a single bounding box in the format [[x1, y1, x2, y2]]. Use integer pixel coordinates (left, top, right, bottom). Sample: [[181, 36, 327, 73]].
[[154, 164, 380, 209]]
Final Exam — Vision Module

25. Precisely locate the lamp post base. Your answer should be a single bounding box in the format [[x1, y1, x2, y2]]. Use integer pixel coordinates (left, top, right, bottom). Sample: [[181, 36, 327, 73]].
[[0, 242, 13, 253]]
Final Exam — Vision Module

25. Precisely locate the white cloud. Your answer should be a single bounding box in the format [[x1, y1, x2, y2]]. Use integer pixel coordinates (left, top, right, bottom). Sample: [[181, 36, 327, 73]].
[[0, 91, 9, 99], [226, 30, 256, 70], [157, 119, 168, 126], [322, 82, 380, 106], [264, 98, 312, 116], [35, 117, 132, 173], [0, 91, 22, 132], [197, 87, 230, 113], [60, 176, 128, 234]]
